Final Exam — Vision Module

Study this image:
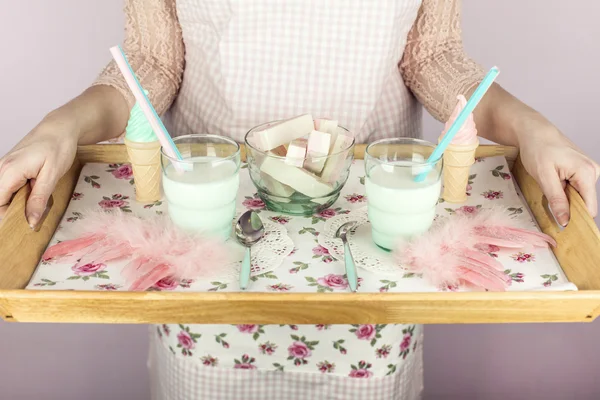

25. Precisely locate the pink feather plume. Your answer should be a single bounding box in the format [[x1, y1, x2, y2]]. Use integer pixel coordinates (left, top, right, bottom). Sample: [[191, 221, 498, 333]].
[[42, 209, 233, 291], [394, 207, 556, 291]]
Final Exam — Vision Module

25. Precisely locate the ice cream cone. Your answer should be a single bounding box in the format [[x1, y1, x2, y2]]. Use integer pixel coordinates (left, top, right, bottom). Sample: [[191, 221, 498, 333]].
[[124, 138, 162, 202], [441, 141, 478, 203]]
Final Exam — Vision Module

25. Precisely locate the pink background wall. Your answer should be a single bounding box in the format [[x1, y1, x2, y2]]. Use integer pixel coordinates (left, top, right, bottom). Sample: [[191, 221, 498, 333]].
[[1, 1, 599, 399]]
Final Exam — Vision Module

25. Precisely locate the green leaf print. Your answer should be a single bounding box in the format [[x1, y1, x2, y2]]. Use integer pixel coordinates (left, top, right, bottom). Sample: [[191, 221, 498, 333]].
[[250, 272, 278, 282], [386, 364, 397, 376], [378, 280, 397, 292], [305, 277, 334, 293], [333, 339, 347, 354], [83, 175, 101, 189], [541, 273, 559, 287], [214, 333, 229, 348], [33, 279, 56, 287], [298, 227, 318, 236], [507, 207, 523, 216], [289, 262, 309, 274], [208, 282, 228, 292]]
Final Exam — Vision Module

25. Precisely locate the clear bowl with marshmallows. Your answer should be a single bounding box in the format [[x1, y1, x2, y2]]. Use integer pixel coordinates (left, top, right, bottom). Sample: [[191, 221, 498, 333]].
[[244, 115, 356, 216]]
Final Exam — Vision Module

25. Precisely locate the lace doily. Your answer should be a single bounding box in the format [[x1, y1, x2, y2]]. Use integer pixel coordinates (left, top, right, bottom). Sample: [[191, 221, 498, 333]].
[[213, 217, 295, 283], [318, 207, 403, 275]]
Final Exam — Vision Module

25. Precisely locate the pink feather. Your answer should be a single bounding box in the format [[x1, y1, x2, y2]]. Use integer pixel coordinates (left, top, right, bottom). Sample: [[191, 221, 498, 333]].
[[127, 258, 165, 284], [42, 209, 233, 291], [470, 207, 556, 248], [75, 242, 133, 268], [463, 248, 504, 271], [59, 241, 105, 265], [457, 267, 508, 292], [471, 235, 525, 248], [394, 206, 555, 291], [121, 257, 150, 283], [42, 234, 101, 260], [130, 264, 171, 292]]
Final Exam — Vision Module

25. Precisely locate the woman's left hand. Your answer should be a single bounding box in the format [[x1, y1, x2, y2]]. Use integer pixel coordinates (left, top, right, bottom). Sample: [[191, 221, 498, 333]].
[[517, 120, 600, 227]]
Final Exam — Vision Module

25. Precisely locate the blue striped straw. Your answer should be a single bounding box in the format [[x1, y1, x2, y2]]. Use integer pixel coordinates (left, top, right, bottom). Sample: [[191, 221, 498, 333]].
[[110, 45, 183, 162], [414, 66, 500, 182]]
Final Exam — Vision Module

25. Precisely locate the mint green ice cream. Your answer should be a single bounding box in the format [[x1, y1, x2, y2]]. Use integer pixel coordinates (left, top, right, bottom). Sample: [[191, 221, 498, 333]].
[[125, 92, 158, 143]]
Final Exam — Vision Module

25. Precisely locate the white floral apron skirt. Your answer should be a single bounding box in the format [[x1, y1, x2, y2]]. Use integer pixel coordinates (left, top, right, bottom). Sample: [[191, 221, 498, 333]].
[[149, 324, 424, 400], [155, 0, 425, 399]]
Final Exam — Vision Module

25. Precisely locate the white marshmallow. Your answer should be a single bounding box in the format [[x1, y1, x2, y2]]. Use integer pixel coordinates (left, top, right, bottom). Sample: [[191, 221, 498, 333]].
[[304, 130, 331, 174], [314, 119, 339, 154], [285, 138, 308, 168], [260, 157, 333, 198], [314, 119, 338, 134], [320, 134, 354, 184], [260, 172, 295, 202], [251, 114, 314, 151]]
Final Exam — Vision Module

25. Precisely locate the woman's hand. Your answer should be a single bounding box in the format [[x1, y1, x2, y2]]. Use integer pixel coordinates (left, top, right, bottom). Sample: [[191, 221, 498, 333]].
[[517, 119, 600, 227], [0, 85, 131, 228], [471, 83, 599, 226], [0, 113, 79, 228]]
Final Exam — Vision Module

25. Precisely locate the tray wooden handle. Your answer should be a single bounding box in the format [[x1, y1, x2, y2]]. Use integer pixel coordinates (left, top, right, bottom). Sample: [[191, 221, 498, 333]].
[[512, 157, 600, 290], [0, 160, 82, 291]]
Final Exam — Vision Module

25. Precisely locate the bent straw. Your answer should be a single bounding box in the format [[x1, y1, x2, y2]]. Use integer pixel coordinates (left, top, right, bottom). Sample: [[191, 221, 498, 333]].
[[414, 66, 500, 182], [109, 45, 183, 165]]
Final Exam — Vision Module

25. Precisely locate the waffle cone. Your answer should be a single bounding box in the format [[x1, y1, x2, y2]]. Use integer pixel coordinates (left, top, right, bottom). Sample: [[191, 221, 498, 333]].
[[441, 141, 479, 203], [124, 138, 162, 202]]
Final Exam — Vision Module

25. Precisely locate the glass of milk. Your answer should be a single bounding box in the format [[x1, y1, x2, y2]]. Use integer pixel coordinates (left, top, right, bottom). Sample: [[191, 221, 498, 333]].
[[365, 138, 443, 250], [161, 135, 241, 240]]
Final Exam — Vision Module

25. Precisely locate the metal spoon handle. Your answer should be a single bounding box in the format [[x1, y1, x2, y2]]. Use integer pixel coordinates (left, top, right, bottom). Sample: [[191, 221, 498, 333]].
[[343, 240, 358, 292], [239, 247, 252, 290]]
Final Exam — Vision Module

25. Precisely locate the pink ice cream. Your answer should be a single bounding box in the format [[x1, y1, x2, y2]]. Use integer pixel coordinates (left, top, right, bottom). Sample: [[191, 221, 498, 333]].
[[440, 95, 478, 145]]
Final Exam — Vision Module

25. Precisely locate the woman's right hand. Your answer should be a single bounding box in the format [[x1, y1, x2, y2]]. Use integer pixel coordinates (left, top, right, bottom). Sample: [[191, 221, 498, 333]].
[[0, 113, 79, 228]]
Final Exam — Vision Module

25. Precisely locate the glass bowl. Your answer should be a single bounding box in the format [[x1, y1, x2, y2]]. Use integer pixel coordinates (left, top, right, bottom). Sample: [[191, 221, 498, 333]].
[[244, 120, 355, 216]]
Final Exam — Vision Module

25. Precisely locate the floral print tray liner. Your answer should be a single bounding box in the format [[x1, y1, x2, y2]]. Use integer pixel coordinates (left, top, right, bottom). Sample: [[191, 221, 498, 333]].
[[26, 157, 575, 293]]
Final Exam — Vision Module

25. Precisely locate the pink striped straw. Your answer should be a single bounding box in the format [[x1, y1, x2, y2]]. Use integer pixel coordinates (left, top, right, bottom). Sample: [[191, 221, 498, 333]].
[[109, 45, 183, 167]]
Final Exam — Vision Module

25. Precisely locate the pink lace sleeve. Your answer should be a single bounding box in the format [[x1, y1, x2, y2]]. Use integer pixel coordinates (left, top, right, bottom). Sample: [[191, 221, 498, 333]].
[[92, 0, 185, 116], [400, 0, 486, 122]]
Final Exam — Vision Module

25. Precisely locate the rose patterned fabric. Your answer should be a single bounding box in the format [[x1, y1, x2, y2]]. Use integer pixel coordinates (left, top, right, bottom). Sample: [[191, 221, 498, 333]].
[[153, 323, 422, 378], [148, 327, 424, 400], [30, 156, 572, 294]]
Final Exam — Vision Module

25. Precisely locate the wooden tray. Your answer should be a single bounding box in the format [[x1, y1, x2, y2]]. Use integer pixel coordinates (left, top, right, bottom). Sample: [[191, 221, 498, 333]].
[[1, 144, 600, 325]]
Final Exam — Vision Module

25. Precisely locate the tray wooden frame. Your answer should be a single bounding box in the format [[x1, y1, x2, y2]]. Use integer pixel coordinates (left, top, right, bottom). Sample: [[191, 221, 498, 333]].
[[1, 144, 600, 324]]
